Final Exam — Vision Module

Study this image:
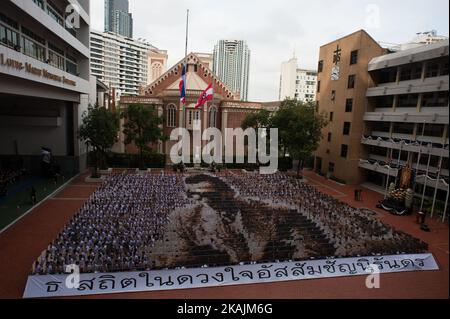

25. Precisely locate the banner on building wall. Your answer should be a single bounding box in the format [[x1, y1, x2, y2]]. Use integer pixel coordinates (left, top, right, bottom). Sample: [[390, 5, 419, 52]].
[[23, 253, 439, 298]]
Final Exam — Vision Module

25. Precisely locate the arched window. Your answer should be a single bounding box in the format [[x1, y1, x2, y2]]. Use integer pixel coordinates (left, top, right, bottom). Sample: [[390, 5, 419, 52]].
[[166, 104, 177, 127], [152, 63, 163, 82], [209, 106, 218, 128]]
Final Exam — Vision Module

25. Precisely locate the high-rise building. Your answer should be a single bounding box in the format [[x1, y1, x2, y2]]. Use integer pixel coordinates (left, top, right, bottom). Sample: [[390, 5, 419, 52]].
[[314, 30, 387, 185], [360, 40, 449, 204], [105, 0, 133, 38], [0, 0, 95, 174], [279, 55, 317, 103], [90, 30, 167, 96], [213, 40, 250, 101]]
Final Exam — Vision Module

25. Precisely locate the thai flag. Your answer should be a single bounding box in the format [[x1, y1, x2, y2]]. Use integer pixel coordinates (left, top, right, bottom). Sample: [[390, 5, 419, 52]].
[[179, 64, 186, 104], [195, 83, 214, 109]]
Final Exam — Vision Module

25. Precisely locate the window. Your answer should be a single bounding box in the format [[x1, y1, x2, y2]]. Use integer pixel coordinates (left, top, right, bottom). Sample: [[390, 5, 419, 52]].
[[167, 105, 177, 127], [329, 112, 334, 122], [422, 92, 449, 108], [392, 122, 414, 135], [372, 122, 391, 133], [318, 60, 324, 73], [378, 67, 397, 84], [188, 110, 193, 125], [399, 63, 422, 81], [22, 37, 45, 62], [340, 145, 349, 158], [46, 0, 64, 26], [209, 106, 217, 128], [397, 94, 418, 108], [327, 133, 332, 142], [194, 110, 200, 121], [33, 0, 45, 10], [417, 124, 445, 138], [343, 122, 351, 135], [425, 60, 440, 78], [345, 99, 353, 112], [0, 24, 20, 49], [348, 75, 356, 89], [317, 81, 321, 93], [350, 50, 358, 65], [328, 162, 335, 173], [331, 90, 336, 101]]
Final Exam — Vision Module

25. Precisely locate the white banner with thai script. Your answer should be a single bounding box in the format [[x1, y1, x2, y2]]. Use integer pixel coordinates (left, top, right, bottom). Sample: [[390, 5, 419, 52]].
[[23, 253, 439, 298]]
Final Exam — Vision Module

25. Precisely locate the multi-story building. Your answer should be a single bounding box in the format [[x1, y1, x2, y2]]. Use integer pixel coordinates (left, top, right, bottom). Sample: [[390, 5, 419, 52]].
[[90, 30, 167, 96], [395, 30, 449, 51], [360, 40, 449, 204], [0, 0, 95, 175], [279, 55, 317, 103], [213, 40, 250, 101], [105, 0, 133, 38], [314, 30, 387, 185]]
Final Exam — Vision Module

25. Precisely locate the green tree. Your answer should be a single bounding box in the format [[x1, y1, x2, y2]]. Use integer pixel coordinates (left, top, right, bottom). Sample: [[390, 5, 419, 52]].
[[272, 99, 327, 176], [241, 109, 272, 130], [79, 104, 119, 178], [241, 109, 272, 165], [121, 104, 165, 170]]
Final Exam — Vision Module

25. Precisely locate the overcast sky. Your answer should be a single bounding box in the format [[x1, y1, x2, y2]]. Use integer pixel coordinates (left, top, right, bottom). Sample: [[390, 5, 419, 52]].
[[90, 0, 449, 101]]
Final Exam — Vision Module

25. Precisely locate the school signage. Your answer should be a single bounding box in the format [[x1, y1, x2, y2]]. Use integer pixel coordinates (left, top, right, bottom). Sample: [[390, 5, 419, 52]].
[[23, 253, 439, 298], [0, 53, 76, 86]]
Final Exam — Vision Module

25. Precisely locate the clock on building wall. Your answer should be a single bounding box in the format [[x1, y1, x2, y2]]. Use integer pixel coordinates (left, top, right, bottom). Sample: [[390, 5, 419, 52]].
[[331, 66, 340, 81]]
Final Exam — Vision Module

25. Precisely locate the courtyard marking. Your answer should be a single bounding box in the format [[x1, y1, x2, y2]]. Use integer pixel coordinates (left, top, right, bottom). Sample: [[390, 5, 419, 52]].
[[0, 173, 81, 235]]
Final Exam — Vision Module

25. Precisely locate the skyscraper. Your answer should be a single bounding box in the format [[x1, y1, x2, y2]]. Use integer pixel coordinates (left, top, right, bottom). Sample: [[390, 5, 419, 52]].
[[213, 40, 251, 101], [105, 0, 133, 38]]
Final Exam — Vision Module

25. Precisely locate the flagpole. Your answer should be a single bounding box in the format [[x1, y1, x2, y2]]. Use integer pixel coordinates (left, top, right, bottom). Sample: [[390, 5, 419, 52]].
[[412, 122, 426, 193], [430, 145, 444, 219], [420, 145, 432, 212], [395, 140, 403, 187], [442, 182, 449, 223], [180, 9, 189, 128]]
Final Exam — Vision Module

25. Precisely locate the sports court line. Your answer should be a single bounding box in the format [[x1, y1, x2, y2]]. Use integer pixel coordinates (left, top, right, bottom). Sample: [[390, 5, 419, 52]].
[[68, 184, 102, 187], [0, 173, 81, 235], [50, 198, 89, 201]]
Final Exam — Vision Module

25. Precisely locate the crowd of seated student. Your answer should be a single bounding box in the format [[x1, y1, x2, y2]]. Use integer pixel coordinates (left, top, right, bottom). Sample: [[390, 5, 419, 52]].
[[32, 172, 190, 275]]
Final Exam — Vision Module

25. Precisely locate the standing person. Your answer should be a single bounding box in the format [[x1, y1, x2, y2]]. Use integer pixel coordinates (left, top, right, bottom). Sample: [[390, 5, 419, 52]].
[[31, 186, 37, 205]]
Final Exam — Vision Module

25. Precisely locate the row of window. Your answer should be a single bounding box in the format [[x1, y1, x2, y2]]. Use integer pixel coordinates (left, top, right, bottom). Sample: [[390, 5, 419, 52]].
[[166, 106, 218, 128], [370, 122, 447, 138], [370, 92, 449, 109], [317, 74, 356, 94], [376, 57, 449, 84], [0, 13, 78, 76], [33, 0, 78, 38], [317, 50, 359, 73]]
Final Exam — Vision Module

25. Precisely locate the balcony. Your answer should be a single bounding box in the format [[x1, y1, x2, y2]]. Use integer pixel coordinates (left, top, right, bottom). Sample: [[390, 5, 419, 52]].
[[366, 76, 449, 97], [363, 111, 448, 124], [358, 159, 399, 177], [361, 136, 449, 158]]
